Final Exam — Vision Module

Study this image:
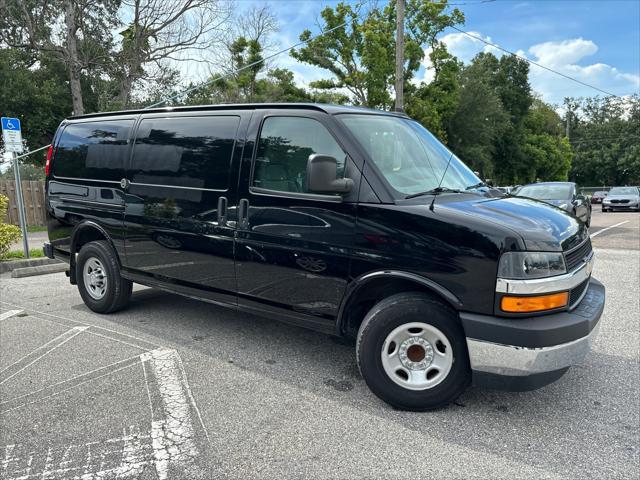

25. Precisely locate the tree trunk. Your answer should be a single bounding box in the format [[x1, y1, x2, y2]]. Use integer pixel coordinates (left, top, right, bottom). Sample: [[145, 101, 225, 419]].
[[64, 0, 84, 115]]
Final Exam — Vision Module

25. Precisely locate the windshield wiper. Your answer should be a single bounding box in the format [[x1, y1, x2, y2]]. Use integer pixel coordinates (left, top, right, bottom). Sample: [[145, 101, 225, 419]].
[[405, 187, 463, 199]]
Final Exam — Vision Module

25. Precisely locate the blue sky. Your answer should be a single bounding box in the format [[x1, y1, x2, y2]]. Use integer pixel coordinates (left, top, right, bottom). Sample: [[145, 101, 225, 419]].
[[229, 0, 640, 106]]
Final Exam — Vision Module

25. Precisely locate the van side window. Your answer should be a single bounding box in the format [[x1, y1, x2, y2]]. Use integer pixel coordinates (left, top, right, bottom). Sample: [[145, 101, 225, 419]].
[[54, 120, 133, 181], [253, 117, 345, 193], [131, 116, 239, 190]]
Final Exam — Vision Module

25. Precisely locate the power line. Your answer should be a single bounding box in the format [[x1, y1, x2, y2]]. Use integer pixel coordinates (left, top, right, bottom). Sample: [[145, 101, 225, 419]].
[[146, 19, 353, 109], [448, 25, 620, 98]]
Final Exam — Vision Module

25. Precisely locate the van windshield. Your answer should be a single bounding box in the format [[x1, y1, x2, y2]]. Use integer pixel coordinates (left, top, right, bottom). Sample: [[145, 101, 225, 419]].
[[338, 114, 481, 196]]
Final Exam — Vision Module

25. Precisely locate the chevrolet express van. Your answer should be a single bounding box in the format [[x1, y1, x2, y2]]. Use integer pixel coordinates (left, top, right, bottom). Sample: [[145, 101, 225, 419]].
[[44, 103, 605, 411]]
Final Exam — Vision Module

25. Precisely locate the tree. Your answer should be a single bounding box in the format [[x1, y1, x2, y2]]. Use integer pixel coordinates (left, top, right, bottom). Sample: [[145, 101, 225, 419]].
[[0, 49, 72, 163], [447, 56, 507, 179], [522, 99, 572, 181], [290, 1, 463, 109], [568, 95, 640, 186], [406, 43, 462, 141], [1, 0, 120, 115], [113, 0, 232, 108]]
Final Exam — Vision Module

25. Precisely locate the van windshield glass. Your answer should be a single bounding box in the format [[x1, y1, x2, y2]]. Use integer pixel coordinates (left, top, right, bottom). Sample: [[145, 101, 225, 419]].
[[338, 114, 480, 196]]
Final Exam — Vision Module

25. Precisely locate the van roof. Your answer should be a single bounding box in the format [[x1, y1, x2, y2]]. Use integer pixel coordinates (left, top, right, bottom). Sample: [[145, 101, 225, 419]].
[[68, 102, 409, 121]]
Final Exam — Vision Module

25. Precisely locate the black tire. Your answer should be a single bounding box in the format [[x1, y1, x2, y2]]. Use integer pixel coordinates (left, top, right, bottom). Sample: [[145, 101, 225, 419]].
[[76, 240, 132, 313], [356, 293, 471, 411]]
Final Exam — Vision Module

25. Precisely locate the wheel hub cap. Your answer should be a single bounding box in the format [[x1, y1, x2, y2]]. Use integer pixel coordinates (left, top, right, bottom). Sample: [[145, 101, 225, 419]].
[[398, 337, 434, 370], [83, 257, 108, 300], [380, 321, 454, 391]]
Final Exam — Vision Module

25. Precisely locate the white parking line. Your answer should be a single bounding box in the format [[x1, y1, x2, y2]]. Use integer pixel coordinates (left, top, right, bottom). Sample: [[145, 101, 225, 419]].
[[0, 310, 23, 321], [0, 300, 163, 350], [0, 326, 89, 386], [590, 220, 629, 238]]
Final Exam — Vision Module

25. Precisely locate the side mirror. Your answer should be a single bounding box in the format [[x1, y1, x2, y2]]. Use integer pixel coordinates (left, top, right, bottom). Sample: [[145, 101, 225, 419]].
[[306, 154, 353, 194]]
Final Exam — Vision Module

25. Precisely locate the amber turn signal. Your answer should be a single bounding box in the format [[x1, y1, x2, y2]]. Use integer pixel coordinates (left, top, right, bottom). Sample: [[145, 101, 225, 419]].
[[501, 292, 569, 313]]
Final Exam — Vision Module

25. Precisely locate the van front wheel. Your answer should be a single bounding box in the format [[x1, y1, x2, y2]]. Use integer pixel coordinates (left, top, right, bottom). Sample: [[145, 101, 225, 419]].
[[356, 293, 470, 411], [77, 240, 132, 313]]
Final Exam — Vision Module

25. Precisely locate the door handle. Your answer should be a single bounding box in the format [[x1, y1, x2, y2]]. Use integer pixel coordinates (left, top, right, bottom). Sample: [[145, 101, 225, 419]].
[[217, 196, 227, 226], [238, 198, 249, 229], [120, 178, 130, 190]]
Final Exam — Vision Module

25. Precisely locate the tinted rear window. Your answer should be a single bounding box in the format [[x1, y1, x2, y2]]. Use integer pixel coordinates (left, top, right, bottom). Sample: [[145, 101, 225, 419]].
[[130, 116, 239, 190], [518, 184, 573, 200], [53, 120, 133, 180]]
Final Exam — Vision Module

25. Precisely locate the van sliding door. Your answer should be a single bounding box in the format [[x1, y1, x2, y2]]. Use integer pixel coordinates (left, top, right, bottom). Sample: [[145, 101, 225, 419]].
[[122, 113, 244, 306]]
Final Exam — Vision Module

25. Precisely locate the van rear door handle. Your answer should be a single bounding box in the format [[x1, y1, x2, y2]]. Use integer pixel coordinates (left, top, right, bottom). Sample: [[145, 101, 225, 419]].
[[217, 196, 227, 225], [238, 198, 249, 229]]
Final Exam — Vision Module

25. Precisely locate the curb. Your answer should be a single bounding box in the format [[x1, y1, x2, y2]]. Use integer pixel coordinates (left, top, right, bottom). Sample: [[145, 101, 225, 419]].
[[11, 263, 68, 278], [0, 257, 61, 274]]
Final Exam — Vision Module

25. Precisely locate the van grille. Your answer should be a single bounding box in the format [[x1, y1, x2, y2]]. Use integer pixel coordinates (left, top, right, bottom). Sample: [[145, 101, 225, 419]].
[[564, 239, 592, 272], [569, 279, 590, 308]]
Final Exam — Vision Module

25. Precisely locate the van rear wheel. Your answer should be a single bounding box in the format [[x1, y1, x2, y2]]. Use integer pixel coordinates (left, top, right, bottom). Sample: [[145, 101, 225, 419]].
[[356, 293, 470, 411], [77, 240, 132, 313]]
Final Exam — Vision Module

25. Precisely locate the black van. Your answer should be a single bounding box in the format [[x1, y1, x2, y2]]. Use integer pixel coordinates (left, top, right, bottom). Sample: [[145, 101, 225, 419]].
[[44, 103, 604, 411]]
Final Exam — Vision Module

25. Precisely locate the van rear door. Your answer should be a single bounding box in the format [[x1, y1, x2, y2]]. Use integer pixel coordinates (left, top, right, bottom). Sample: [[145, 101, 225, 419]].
[[47, 117, 134, 259], [122, 112, 246, 306]]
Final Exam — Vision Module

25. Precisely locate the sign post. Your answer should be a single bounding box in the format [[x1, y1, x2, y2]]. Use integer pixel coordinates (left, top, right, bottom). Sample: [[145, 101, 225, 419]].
[[1, 117, 29, 258]]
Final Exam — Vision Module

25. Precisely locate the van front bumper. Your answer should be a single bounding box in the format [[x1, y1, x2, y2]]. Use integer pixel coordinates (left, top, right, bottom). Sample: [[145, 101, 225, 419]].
[[460, 278, 605, 391]]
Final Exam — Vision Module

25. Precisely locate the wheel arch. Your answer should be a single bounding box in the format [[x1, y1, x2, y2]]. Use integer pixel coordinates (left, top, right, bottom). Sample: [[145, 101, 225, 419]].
[[336, 271, 462, 338], [69, 221, 120, 284]]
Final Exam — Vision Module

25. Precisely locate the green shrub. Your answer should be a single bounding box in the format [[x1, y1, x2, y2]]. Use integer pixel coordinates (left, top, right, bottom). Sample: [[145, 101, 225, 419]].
[[0, 195, 22, 258]]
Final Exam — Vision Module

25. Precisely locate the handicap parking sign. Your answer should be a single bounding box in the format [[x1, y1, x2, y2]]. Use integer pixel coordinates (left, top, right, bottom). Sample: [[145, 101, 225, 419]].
[[1, 116, 23, 153]]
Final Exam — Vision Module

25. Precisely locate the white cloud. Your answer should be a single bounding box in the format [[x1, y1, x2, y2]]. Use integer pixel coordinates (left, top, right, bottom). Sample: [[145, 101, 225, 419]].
[[525, 38, 639, 104], [420, 31, 501, 83], [419, 32, 639, 105]]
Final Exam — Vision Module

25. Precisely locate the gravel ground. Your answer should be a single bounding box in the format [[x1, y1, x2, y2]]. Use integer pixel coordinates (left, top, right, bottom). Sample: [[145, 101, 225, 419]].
[[0, 210, 638, 479]]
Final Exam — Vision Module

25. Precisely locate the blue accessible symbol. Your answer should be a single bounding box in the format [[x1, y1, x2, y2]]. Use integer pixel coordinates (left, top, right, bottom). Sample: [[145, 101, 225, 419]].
[[1, 117, 21, 131]]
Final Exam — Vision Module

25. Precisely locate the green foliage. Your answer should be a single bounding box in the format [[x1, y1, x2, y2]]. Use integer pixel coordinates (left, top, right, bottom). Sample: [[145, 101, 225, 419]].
[[1, 248, 45, 261], [0, 49, 71, 164], [446, 58, 508, 179], [0, 163, 45, 181], [567, 95, 640, 186], [290, 1, 463, 109], [0, 194, 22, 259]]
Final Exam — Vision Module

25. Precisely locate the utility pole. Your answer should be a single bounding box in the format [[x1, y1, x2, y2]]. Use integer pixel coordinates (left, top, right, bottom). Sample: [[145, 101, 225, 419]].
[[394, 0, 405, 113], [566, 107, 571, 139]]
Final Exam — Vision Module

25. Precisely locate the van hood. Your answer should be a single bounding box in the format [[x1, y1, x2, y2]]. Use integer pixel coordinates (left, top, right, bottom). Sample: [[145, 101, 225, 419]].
[[428, 194, 587, 251]]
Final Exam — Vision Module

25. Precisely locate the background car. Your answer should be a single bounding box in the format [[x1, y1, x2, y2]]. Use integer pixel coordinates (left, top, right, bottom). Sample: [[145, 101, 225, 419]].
[[602, 186, 640, 212], [590, 191, 608, 204], [515, 181, 591, 226]]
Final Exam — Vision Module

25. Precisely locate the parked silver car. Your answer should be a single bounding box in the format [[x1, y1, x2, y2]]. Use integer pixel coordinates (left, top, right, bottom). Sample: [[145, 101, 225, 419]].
[[602, 186, 640, 212]]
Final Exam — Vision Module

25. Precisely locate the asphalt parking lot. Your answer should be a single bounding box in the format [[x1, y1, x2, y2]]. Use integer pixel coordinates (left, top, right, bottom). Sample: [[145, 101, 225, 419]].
[[1, 209, 638, 479]]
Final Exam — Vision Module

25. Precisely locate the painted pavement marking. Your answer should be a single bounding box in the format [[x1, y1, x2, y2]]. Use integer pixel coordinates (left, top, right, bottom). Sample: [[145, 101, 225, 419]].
[[0, 301, 163, 351], [1, 348, 206, 480], [0, 326, 89, 386], [0, 310, 23, 322], [590, 220, 630, 238], [0, 355, 143, 414]]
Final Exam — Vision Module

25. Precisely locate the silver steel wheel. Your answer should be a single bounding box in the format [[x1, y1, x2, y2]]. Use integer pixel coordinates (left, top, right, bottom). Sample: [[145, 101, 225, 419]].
[[83, 256, 108, 300], [381, 322, 453, 391]]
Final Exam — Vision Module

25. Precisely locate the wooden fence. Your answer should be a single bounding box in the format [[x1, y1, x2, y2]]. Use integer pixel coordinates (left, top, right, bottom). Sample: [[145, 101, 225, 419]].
[[0, 180, 47, 226]]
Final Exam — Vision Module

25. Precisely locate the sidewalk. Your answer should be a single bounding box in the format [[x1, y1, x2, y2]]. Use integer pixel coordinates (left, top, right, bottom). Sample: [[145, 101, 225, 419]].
[[9, 230, 48, 252]]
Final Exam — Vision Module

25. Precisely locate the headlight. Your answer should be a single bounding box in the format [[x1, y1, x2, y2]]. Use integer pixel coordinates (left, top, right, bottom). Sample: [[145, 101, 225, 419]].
[[498, 252, 566, 279]]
